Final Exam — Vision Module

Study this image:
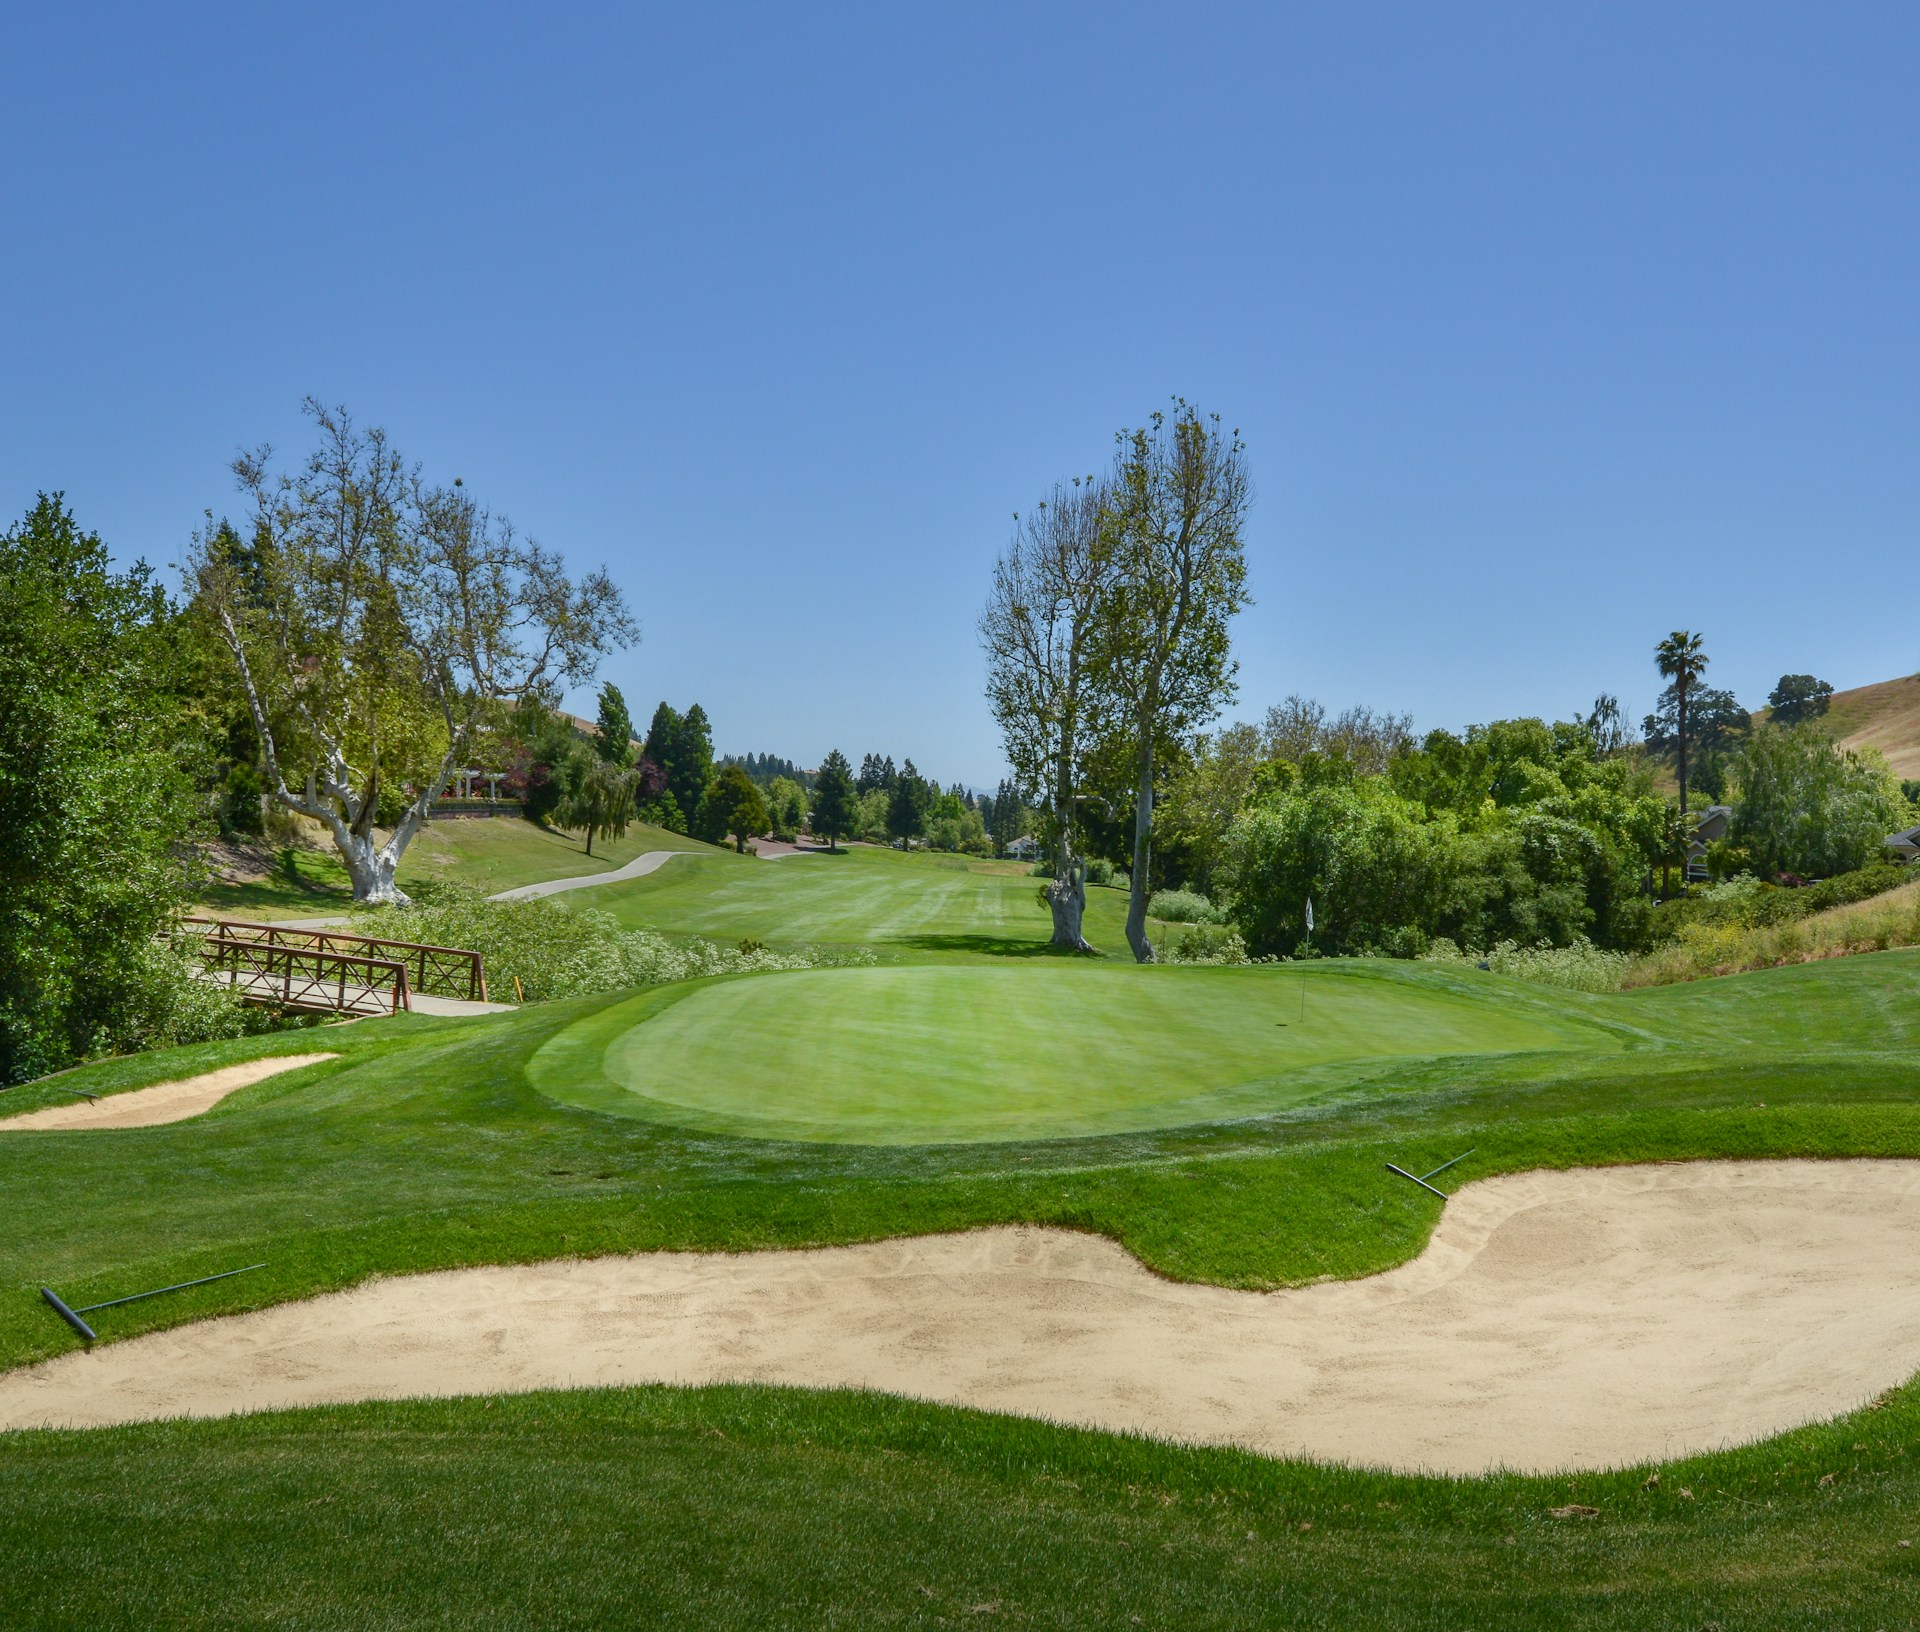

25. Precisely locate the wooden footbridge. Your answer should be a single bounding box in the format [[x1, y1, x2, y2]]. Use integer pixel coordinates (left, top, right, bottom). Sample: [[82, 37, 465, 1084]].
[[178, 918, 489, 1018]]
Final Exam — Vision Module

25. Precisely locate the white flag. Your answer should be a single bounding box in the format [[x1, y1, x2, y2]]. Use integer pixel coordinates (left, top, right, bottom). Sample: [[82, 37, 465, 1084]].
[[1305, 895, 1314, 934]]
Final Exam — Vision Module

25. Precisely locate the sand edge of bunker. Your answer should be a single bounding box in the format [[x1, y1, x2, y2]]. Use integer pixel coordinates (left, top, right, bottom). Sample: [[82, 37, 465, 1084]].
[[0, 1054, 339, 1131], [7, 1156, 1917, 1476]]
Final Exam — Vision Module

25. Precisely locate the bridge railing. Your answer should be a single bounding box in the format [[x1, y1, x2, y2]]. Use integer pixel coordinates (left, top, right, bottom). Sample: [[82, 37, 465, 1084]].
[[180, 918, 486, 1003], [184, 930, 410, 1018]]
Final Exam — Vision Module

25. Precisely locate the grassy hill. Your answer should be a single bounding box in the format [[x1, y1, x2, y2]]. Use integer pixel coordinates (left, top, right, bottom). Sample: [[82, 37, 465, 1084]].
[[196, 816, 714, 920], [1755, 672, 1920, 779]]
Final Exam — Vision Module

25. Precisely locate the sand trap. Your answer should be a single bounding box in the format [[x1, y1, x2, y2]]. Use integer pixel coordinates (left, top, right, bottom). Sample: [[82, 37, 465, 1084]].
[[6, 1158, 1920, 1473], [0, 1054, 337, 1131]]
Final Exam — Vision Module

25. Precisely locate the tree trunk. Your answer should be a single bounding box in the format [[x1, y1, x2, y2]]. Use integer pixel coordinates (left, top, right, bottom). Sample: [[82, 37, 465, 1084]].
[[1125, 734, 1155, 963], [1048, 850, 1094, 952], [337, 828, 410, 906], [1677, 682, 1690, 815]]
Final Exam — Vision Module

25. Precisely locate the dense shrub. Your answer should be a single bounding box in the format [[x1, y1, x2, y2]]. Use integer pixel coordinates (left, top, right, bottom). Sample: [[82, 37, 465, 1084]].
[[1629, 874, 1920, 986], [354, 886, 874, 1003], [1158, 924, 1251, 964], [1148, 888, 1218, 924]]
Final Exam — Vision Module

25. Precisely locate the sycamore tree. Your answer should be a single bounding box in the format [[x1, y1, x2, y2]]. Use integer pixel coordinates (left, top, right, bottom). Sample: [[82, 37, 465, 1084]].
[[980, 477, 1117, 951], [1093, 403, 1252, 962], [193, 401, 634, 903], [810, 750, 857, 851]]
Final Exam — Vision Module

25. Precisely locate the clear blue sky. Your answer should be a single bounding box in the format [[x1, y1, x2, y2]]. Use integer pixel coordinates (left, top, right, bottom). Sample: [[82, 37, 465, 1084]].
[[5, 4, 1916, 788]]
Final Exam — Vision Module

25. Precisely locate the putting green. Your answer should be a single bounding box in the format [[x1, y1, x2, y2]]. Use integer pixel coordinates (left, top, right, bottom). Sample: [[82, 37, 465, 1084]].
[[528, 963, 1623, 1143]]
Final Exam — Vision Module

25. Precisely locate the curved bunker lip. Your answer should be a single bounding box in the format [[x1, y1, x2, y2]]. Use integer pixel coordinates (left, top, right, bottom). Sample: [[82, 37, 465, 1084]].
[[7, 1158, 1920, 1476], [0, 1054, 338, 1132]]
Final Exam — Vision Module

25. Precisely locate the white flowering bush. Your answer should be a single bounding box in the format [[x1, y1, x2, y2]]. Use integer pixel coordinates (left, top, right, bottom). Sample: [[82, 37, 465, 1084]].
[[354, 886, 874, 1003], [1420, 936, 1630, 993]]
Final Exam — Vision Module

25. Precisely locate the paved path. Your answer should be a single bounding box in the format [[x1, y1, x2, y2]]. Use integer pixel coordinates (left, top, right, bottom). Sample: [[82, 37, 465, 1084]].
[[489, 849, 685, 901]]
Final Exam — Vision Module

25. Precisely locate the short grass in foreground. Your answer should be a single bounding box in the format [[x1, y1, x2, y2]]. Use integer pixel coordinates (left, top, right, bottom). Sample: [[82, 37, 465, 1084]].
[[531, 961, 1621, 1141], [5, 1382, 1919, 1631]]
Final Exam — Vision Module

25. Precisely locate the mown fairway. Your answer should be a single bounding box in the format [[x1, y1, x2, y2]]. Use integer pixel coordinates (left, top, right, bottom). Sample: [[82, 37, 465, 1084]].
[[588, 843, 1150, 955], [531, 962, 1619, 1141]]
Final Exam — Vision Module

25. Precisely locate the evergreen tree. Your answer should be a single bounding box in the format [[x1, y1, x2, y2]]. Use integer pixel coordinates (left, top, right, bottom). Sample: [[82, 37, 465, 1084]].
[[857, 753, 887, 794], [887, 758, 931, 849], [594, 683, 634, 766], [880, 754, 898, 790], [643, 701, 682, 775], [811, 749, 857, 852], [675, 704, 716, 822]]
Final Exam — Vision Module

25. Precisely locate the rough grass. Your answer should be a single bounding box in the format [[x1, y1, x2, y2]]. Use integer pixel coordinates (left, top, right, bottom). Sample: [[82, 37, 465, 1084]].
[[1627, 878, 1920, 986]]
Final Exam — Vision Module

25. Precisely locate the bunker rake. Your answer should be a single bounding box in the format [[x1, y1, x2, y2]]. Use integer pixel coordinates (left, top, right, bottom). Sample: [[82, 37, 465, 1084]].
[[41, 1264, 266, 1344]]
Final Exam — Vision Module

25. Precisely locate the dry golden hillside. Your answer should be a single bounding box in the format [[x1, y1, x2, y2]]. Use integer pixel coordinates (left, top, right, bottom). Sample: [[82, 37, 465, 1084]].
[[1756, 675, 1920, 780]]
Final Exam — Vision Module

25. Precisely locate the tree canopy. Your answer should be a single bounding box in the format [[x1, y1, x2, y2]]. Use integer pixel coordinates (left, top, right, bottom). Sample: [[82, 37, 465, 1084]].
[[810, 750, 857, 851], [0, 498, 205, 1080], [192, 400, 634, 901]]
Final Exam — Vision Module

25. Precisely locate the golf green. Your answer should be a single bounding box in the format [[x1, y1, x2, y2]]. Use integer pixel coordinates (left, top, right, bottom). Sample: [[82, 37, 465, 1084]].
[[528, 963, 1622, 1143]]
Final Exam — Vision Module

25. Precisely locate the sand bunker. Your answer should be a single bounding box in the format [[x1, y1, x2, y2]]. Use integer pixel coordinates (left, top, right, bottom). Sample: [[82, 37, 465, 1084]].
[[0, 1054, 337, 1131], [6, 1158, 1920, 1473]]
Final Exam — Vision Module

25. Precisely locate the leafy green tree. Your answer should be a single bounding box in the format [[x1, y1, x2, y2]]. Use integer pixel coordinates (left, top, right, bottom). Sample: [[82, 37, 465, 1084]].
[[1768, 674, 1835, 727], [810, 751, 857, 851], [558, 759, 637, 856], [887, 759, 931, 849], [855, 787, 893, 842], [1653, 631, 1710, 813], [0, 497, 204, 1080], [504, 690, 591, 823], [1155, 723, 1267, 897], [766, 776, 808, 839], [1730, 725, 1906, 877], [1093, 403, 1252, 961], [594, 683, 635, 765], [192, 400, 634, 902], [700, 763, 769, 852], [1223, 781, 1450, 958]]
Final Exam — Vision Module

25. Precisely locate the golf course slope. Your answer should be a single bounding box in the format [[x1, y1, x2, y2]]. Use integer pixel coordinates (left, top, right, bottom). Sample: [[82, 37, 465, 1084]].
[[529, 962, 1621, 1142], [7, 1158, 1920, 1474]]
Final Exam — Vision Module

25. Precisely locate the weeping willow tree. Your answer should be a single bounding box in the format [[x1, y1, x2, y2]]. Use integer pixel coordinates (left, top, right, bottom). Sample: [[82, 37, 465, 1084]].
[[192, 400, 635, 903]]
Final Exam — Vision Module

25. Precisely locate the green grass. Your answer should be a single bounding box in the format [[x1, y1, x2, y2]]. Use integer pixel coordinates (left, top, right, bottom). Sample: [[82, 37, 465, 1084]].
[[14, 845, 1920, 1624], [6, 1383, 1919, 1630], [530, 961, 1621, 1142], [587, 842, 1150, 957]]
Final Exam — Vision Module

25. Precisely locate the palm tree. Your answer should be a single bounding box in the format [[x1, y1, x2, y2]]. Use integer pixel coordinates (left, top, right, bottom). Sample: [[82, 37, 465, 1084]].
[[1655, 630, 1709, 813]]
